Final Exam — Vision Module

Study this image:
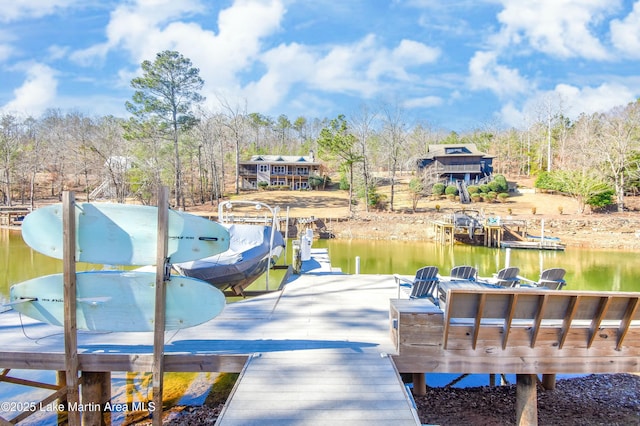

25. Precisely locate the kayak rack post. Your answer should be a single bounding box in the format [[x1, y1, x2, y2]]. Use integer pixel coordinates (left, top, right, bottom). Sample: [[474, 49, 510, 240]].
[[151, 186, 170, 426], [62, 191, 80, 426]]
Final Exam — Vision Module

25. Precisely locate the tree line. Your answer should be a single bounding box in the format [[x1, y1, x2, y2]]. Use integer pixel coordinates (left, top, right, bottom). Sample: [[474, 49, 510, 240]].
[[1, 51, 639, 214]]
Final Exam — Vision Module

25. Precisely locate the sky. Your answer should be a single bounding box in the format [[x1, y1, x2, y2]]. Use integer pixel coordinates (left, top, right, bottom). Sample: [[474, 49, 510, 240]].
[[1, 0, 640, 131]]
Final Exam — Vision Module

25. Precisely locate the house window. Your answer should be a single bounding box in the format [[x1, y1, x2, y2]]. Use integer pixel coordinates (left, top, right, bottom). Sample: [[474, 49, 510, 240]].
[[272, 165, 286, 174], [445, 147, 470, 154], [259, 164, 269, 173], [296, 167, 309, 175]]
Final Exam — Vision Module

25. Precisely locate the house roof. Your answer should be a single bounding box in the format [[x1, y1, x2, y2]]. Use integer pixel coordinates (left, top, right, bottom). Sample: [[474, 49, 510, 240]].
[[425, 144, 494, 159], [243, 155, 320, 164]]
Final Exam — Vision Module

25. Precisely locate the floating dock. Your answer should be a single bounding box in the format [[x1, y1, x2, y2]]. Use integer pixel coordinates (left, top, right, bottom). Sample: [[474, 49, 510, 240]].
[[0, 249, 420, 425]]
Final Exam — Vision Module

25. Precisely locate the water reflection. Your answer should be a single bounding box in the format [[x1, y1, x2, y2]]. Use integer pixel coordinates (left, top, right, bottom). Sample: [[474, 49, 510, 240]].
[[312, 239, 640, 292], [3, 227, 640, 297]]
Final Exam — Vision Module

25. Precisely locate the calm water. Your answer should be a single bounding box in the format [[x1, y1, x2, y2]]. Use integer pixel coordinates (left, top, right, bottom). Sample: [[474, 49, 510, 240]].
[[315, 239, 640, 292], [3, 228, 640, 300]]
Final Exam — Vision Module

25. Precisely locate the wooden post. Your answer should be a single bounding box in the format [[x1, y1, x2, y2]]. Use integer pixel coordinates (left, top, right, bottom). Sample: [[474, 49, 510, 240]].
[[56, 371, 67, 409], [81, 372, 108, 426], [62, 191, 81, 426], [541, 374, 556, 390], [152, 187, 169, 425], [412, 373, 426, 396], [515, 374, 538, 426], [57, 370, 68, 425]]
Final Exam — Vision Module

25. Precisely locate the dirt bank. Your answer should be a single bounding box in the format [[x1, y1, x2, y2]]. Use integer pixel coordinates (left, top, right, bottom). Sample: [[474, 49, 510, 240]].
[[195, 188, 640, 250]]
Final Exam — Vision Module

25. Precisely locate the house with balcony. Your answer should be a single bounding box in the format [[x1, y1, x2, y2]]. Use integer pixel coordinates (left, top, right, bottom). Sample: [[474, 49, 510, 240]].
[[417, 144, 493, 185], [238, 152, 322, 190]]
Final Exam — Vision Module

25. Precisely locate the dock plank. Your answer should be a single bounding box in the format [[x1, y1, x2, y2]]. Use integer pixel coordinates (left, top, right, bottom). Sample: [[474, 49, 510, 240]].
[[217, 351, 419, 425]]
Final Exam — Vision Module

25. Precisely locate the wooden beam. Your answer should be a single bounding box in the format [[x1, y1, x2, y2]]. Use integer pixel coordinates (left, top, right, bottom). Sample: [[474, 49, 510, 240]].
[[503, 293, 517, 349], [530, 294, 549, 348], [392, 354, 640, 375], [0, 352, 249, 373], [62, 191, 80, 426], [471, 293, 486, 350], [152, 187, 169, 426], [0, 374, 60, 391], [558, 296, 579, 349], [617, 297, 639, 350], [588, 296, 612, 348], [8, 387, 67, 425]]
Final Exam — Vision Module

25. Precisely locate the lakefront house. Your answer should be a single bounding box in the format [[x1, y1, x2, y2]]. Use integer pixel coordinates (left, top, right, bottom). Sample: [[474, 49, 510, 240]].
[[238, 151, 322, 190], [416, 144, 493, 184]]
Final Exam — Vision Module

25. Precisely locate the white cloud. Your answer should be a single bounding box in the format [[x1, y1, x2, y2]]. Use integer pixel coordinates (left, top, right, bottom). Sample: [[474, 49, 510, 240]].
[[493, 0, 615, 60], [310, 35, 439, 97], [468, 51, 529, 97], [610, 1, 640, 58], [241, 42, 316, 112], [240, 33, 440, 115], [404, 96, 443, 109], [369, 39, 440, 81], [499, 102, 526, 128], [1, 63, 58, 115], [0, 0, 79, 22], [553, 82, 635, 117], [500, 82, 636, 128], [72, 0, 285, 105]]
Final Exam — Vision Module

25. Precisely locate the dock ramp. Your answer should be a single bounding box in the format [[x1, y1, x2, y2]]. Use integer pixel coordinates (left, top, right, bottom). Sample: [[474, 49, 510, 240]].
[[216, 350, 420, 425]]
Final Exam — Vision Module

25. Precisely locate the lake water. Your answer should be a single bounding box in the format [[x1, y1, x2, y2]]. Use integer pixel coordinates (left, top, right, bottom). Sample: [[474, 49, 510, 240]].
[[4, 227, 639, 299], [314, 239, 640, 292], [1, 227, 639, 422]]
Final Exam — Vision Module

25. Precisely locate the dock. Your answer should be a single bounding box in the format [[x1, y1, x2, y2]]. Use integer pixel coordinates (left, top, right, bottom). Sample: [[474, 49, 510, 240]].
[[0, 249, 420, 425]]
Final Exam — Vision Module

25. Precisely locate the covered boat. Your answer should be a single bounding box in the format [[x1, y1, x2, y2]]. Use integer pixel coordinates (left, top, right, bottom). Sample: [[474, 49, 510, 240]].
[[173, 201, 285, 295]]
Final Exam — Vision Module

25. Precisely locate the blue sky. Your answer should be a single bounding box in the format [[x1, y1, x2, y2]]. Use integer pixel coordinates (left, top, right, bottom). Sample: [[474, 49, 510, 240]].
[[1, 0, 640, 131]]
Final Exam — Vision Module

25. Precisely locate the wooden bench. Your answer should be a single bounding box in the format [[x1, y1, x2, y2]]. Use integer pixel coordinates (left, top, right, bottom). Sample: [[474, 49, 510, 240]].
[[390, 288, 640, 425]]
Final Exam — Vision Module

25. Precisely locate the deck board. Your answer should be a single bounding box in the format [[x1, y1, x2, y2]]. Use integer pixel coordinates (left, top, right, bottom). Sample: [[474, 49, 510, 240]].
[[218, 351, 419, 425]]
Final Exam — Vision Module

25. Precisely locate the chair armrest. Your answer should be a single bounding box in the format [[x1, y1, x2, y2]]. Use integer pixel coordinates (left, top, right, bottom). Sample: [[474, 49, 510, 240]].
[[394, 274, 414, 286]]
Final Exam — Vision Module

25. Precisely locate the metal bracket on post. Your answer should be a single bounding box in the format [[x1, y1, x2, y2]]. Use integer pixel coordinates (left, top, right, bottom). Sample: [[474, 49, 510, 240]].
[[163, 258, 172, 282]]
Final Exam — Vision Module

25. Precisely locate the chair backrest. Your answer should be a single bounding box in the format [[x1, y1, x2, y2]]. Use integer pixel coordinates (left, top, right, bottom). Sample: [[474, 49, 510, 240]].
[[450, 265, 477, 280], [411, 266, 439, 298], [495, 266, 520, 287], [416, 266, 439, 281], [539, 268, 566, 290]]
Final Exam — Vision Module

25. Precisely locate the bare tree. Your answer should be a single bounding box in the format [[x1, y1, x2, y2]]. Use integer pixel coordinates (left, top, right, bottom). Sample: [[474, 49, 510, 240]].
[[219, 97, 248, 195], [380, 101, 408, 211], [350, 104, 378, 212]]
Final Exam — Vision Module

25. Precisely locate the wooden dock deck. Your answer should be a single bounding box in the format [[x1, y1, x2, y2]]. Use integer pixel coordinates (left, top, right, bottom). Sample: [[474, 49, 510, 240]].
[[0, 249, 420, 424], [218, 351, 419, 425]]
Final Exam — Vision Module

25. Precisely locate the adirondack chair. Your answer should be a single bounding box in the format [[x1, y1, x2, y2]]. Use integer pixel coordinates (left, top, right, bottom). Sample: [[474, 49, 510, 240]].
[[449, 265, 477, 281], [394, 266, 440, 303], [491, 266, 521, 287], [537, 268, 567, 290]]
